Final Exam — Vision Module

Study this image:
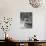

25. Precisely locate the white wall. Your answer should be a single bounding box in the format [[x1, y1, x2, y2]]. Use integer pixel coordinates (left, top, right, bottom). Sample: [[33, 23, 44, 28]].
[[0, 0, 46, 40]]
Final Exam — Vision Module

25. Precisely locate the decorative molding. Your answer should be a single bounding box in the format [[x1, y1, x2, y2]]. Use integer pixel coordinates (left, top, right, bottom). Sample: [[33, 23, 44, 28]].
[[29, 0, 43, 8]]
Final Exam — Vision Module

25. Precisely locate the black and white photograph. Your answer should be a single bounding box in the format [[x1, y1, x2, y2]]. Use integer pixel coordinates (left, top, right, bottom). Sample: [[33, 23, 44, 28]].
[[20, 12, 32, 28]]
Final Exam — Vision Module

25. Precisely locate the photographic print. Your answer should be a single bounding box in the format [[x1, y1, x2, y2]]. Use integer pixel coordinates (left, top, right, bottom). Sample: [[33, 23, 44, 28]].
[[20, 12, 32, 28]]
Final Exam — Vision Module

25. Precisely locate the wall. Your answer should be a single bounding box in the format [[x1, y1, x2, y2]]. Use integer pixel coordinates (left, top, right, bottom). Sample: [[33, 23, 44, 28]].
[[0, 0, 46, 40]]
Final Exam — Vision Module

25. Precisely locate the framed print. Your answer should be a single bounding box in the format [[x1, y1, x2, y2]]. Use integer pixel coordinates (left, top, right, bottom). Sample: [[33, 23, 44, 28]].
[[20, 12, 32, 29]]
